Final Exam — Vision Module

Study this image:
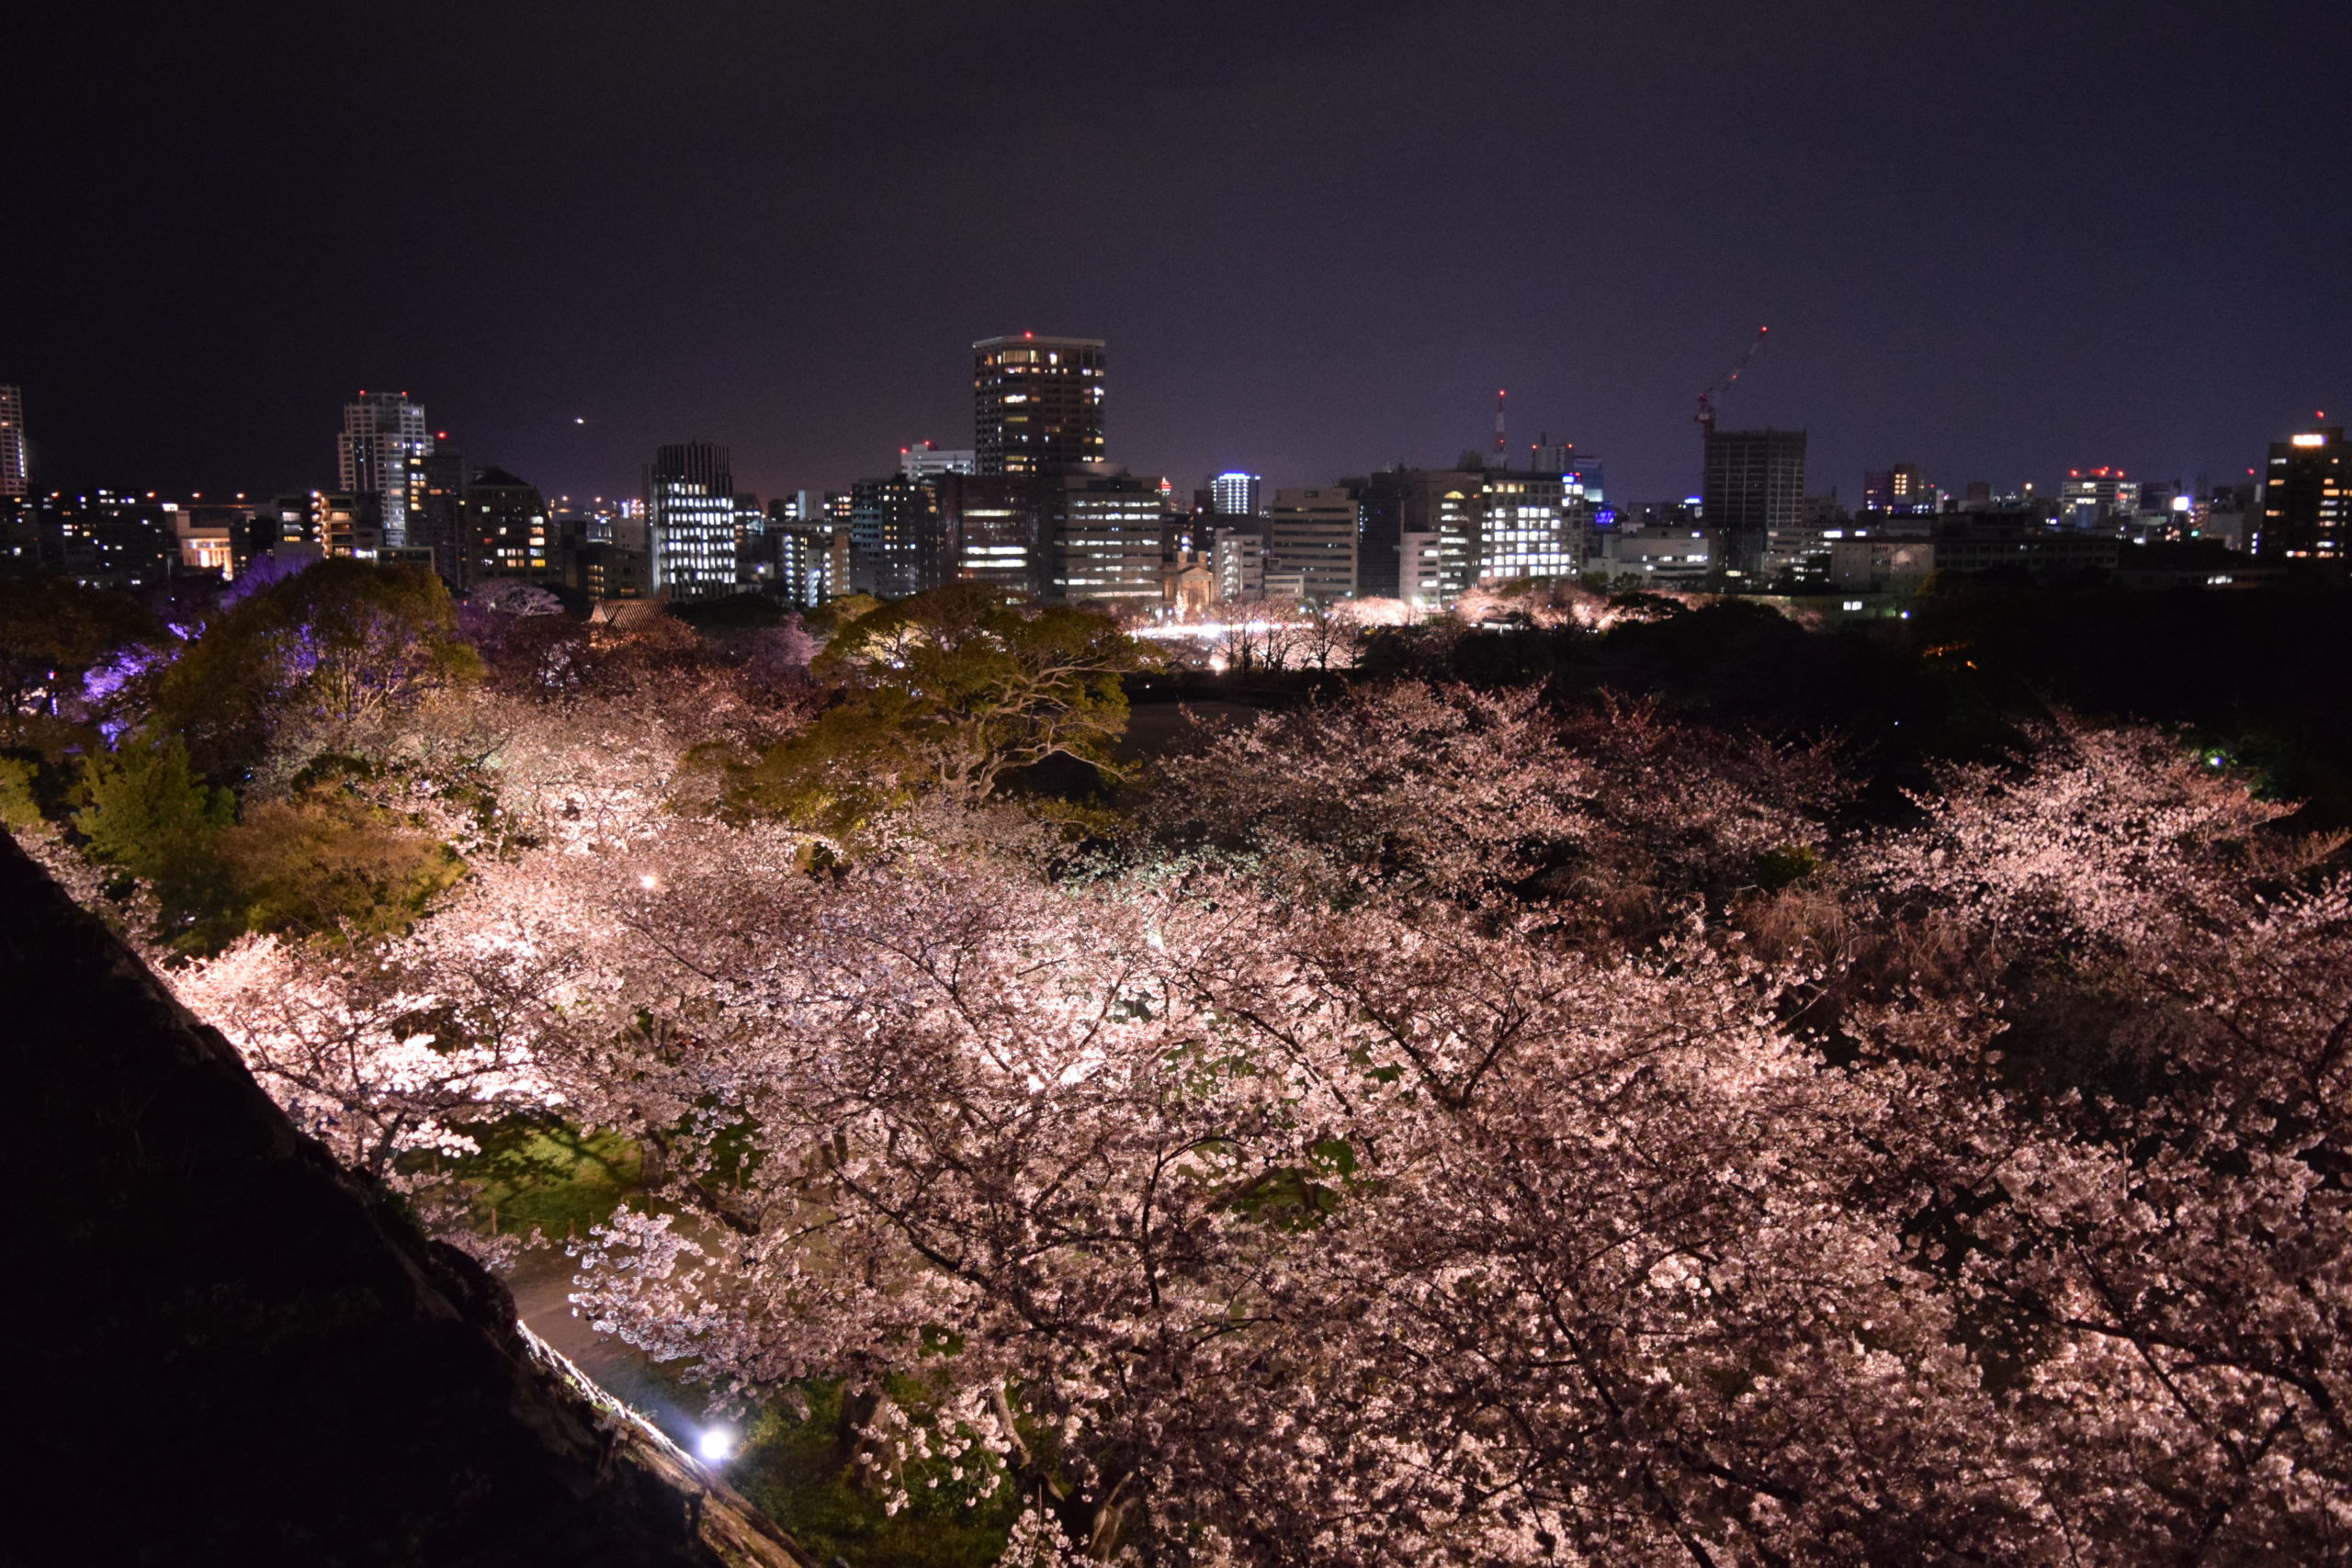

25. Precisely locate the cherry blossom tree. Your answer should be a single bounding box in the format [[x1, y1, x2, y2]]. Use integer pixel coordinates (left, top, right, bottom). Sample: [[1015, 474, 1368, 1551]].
[[1825, 721, 2352, 1562], [1143, 682, 1847, 933], [139, 683, 2352, 1564]]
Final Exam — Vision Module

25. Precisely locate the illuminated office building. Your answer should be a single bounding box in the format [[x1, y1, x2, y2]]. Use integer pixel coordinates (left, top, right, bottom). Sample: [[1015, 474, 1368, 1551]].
[[1472, 471, 1586, 585], [762, 495, 837, 607], [848, 474, 946, 598], [337, 391, 432, 547], [936, 473, 1046, 597], [645, 441, 738, 601], [18, 489, 178, 587], [1213, 527, 1265, 600], [408, 449, 467, 584], [1211, 470, 1261, 517], [2256, 426, 2347, 563], [1563, 454, 1605, 505], [974, 334, 1105, 474], [2061, 467, 2140, 530], [172, 506, 237, 578], [313, 491, 383, 558], [1048, 471, 1162, 606], [1267, 487, 1359, 602], [1398, 531, 1443, 604], [0, 386, 26, 498], [1357, 468, 1479, 600]]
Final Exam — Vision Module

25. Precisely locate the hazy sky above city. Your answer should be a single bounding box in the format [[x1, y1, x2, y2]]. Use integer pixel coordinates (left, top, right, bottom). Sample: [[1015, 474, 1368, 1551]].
[[8, 0, 2347, 505]]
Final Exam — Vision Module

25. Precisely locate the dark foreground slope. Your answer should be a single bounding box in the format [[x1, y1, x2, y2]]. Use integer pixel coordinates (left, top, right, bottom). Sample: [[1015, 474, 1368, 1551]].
[[0, 833, 811, 1568]]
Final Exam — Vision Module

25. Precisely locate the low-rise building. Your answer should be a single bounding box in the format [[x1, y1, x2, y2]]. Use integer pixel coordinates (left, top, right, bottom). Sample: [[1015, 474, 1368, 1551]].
[[1828, 537, 1937, 592], [1597, 527, 1712, 589], [1162, 551, 1214, 616]]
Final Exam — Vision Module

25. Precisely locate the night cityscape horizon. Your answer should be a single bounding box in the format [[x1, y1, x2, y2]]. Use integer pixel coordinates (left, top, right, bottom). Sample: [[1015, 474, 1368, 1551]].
[[8, 5, 2352, 1565], [0, 337, 2337, 509], [4, 333, 2340, 613]]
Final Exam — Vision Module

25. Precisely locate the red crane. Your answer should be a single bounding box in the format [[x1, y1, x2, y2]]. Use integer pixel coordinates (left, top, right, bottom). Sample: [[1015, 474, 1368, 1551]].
[[1695, 325, 1770, 439]]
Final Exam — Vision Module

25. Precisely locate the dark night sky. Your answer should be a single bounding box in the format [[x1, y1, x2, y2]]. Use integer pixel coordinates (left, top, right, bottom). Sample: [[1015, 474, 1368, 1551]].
[[6, 0, 2347, 507]]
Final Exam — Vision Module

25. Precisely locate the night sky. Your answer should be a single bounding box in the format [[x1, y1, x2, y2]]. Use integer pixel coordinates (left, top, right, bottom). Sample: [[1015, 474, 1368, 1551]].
[[7, 0, 2347, 506]]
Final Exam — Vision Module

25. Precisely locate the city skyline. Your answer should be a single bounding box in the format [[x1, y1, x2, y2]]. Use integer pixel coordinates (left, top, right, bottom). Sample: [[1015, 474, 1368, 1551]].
[[0, 353, 2330, 520], [4, 2, 2344, 507]]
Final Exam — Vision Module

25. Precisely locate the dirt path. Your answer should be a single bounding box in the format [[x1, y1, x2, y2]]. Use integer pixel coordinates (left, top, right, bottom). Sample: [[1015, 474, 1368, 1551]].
[[506, 1249, 723, 1448]]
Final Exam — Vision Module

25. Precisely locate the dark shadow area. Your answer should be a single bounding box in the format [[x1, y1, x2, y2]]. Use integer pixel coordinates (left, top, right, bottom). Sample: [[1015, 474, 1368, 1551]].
[[0, 832, 811, 1567]]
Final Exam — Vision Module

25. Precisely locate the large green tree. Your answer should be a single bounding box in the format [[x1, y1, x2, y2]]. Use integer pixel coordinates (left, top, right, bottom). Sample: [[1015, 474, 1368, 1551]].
[[74, 735, 239, 947], [218, 785, 465, 942], [149, 559, 480, 784], [726, 584, 1144, 831]]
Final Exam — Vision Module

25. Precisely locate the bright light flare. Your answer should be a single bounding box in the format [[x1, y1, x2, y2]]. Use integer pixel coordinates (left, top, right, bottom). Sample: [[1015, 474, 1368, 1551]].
[[639, 874, 659, 890], [696, 1427, 736, 1463]]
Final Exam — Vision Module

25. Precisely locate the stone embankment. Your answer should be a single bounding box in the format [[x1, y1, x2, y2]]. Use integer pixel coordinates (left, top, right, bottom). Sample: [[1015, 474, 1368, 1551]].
[[0, 831, 813, 1567]]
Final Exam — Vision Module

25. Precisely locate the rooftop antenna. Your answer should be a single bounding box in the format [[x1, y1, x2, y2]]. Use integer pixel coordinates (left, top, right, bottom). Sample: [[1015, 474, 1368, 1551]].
[[1495, 389, 1508, 458], [1696, 325, 1770, 439]]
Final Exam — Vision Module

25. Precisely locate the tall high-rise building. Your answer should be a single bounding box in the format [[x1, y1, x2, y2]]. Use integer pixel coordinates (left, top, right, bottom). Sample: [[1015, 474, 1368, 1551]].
[[2256, 427, 2347, 563], [0, 385, 26, 499], [973, 334, 1105, 475], [1702, 429, 1807, 581], [1267, 488, 1360, 603], [337, 391, 432, 547], [412, 448, 467, 585], [645, 441, 738, 601], [1211, 471, 1261, 517]]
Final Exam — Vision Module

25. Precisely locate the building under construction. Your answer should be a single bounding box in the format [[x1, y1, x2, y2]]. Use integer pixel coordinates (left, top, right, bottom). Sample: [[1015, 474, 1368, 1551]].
[[1702, 427, 1807, 582]]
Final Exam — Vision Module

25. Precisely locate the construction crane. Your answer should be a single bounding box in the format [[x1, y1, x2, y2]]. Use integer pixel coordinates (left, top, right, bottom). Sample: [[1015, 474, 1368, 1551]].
[[1695, 325, 1770, 439]]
